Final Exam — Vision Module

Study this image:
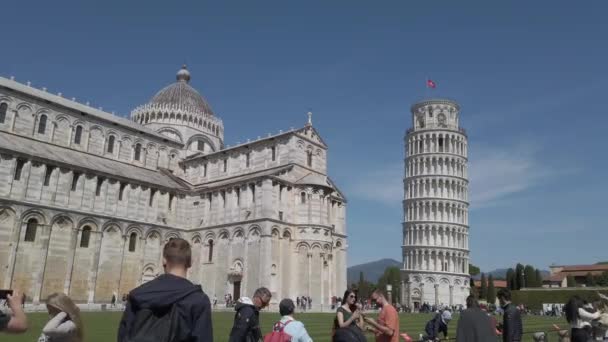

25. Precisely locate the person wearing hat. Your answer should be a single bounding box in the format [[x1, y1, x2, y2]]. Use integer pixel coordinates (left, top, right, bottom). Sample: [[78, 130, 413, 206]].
[[422, 310, 452, 341]]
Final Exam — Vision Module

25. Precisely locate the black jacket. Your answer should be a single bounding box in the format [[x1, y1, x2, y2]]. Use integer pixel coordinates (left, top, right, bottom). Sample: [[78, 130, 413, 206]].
[[501, 303, 523, 342], [456, 308, 497, 342], [425, 313, 449, 339], [117, 273, 213, 342], [228, 298, 262, 342]]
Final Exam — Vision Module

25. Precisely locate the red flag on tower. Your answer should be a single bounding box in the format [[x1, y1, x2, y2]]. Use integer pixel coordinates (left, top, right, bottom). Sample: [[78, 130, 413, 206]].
[[427, 79, 437, 89]]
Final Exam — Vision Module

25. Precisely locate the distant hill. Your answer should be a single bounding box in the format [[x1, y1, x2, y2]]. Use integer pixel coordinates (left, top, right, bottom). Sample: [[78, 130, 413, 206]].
[[347, 258, 401, 285], [473, 268, 550, 280]]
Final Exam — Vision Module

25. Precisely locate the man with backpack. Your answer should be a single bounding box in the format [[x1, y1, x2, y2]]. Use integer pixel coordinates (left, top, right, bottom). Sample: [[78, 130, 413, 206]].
[[264, 298, 312, 342], [229, 287, 272, 342], [117, 238, 213, 342]]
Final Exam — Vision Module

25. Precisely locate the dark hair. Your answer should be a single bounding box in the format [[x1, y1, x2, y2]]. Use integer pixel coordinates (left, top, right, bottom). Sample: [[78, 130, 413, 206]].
[[341, 289, 356, 305], [279, 298, 295, 316], [163, 238, 191, 267], [565, 296, 585, 324], [254, 287, 272, 301], [466, 295, 479, 308], [497, 288, 511, 301]]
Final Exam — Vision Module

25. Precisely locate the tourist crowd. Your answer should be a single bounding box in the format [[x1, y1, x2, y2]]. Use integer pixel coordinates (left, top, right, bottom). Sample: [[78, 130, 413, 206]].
[[2, 238, 608, 341]]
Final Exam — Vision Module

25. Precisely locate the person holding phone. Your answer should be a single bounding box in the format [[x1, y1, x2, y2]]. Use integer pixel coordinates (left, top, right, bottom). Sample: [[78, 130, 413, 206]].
[[38, 293, 83, 342], [0, 289, 27, 334]]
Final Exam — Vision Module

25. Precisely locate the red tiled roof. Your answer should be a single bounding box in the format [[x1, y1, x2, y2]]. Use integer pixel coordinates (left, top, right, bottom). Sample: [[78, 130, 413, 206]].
[[556, 264, 608, 272], [474, 280, 508, 288]]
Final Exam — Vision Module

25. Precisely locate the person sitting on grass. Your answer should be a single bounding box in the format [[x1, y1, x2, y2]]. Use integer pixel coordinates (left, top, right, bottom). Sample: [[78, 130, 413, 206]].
[[0, 290, 27, 334], [38, 292, 83, 342], [421, 310, 451, 341]]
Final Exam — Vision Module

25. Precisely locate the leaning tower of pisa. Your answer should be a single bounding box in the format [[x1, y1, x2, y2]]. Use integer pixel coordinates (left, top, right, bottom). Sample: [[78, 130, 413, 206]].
[[401, 99, 470, 308]]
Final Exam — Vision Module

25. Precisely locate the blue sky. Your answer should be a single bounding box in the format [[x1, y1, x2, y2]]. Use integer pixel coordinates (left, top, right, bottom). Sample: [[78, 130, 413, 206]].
[[2, 1, 607, 272]]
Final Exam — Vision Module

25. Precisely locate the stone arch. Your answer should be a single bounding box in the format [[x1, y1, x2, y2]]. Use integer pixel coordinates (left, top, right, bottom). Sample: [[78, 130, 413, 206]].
[[271, 227, 280, 238], [164, 231, 181, 241], [282, 229, 292, 240], [204, 231, 216, 241], [247, 226, 261, 240], [413, 275, 422, 283], [218, 229, 230, 241], [425, 276, 436, 284], [146, 229, 162, 240], [20, 208, 48, 226], [233, 228, 244, 239], [454, 279, 462, 286], [335, 239, 343, 248], [440, 277, 450, 285], [191, 235, 202, 244], [125, 225, 143, 237], [156, 127, 184, 143], [49, 214, 74, 229]]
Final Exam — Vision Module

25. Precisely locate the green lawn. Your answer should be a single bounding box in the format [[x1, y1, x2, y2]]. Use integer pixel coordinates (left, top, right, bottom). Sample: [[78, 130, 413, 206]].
[[9, 311, 567, 342]]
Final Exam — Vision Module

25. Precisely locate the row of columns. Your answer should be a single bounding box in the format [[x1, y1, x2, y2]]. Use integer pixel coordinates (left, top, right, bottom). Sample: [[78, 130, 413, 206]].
[[407, 156, 467, 178], [407, 132, 467, 157], [133, 109, 223, 138], [404, 249, 469, 274], [404, 225, 468, 249], [405, 201, 468, 224], [406, 178, 468, 201]]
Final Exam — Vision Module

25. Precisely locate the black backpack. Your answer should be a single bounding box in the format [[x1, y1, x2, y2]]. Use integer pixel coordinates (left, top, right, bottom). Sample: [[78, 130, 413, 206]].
[[333, 326, 367, 342], [125, 304, 185, 342]]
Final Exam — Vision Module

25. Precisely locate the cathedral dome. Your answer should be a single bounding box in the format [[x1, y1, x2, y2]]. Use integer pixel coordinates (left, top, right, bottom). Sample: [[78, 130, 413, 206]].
[[149, 65, 214, 116]]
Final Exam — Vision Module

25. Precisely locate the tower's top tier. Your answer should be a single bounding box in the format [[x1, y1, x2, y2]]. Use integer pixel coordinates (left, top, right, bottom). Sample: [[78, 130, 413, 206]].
[[409, 98, 464, 134]]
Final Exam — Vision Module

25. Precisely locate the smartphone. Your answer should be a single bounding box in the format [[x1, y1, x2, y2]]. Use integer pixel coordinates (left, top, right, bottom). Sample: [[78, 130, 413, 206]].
[[0, 289, 13, 300]]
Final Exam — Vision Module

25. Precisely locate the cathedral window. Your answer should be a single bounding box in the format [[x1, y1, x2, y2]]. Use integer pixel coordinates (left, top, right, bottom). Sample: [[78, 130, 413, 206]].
[[301, 192, 306, 204], [221, 191, 226, 208], [24, 218, 38, 242], [13, 159, 25, 181], [38, 114, 47, 134], [250, 184, 256, 203], [236, 187, 240, 206], [134, 143, 142, 161], [74, 125, 83, 145], [149, 189, 156, 207], [169, 193, 175, 211], [119, 182, 127, 201], [0, 103, 7, 124], [71, 172, 80, 191], [95, 177, 104, 196], [223, 159, 227, 172], [128, 233, 137, 252], [279, 211, 284, 221], [107, 136, 115, 154], [438, 137, 444, 151], [307, 151, 313, 167], [203, 163, 207, 177], [271, 146, 276, 161], [80, 226, 91, 248], [246, 152, 251, 168], [197, 140, 205, 151], [208, 240, 214, 262], [43, 166, 54, 186]]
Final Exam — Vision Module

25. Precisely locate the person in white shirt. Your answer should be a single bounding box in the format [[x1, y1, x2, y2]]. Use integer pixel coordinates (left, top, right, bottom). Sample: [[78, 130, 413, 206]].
[[274, 298, 313, 342], [565, 295, 601, 342], [38, 293, 83, 342]]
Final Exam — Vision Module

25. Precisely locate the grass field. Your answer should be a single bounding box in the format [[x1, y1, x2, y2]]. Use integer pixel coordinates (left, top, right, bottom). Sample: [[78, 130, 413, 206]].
[[10, 311, 567, 342]]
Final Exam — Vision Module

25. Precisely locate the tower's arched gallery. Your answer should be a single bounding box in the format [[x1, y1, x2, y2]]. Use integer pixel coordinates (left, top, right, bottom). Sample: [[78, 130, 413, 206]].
[[401, 99, 470, 308], [0, 66, 347, 307]]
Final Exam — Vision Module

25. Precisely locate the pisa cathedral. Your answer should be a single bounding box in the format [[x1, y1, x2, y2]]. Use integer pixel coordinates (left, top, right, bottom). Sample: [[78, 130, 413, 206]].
[[401, 99, 470, 308], [0, 66, 347, 307]]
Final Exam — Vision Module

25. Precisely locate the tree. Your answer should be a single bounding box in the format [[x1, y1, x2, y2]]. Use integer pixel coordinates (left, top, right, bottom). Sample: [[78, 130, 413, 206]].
[[469, 264, 480, 277], [480, 273, 487, 300], [469, 277, 478, 297], [524, 265, 536, 289], [506, 268, 516, 290], [535, 269, 543, 287], [586, 273, 594, 287], [567, 275, 577, 287], [515, 263, 525, 290], [377, 266, 402, 304], [597, 271, 608, 286], [357, 272, 373, 300], [487, 274, 496, 304]]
